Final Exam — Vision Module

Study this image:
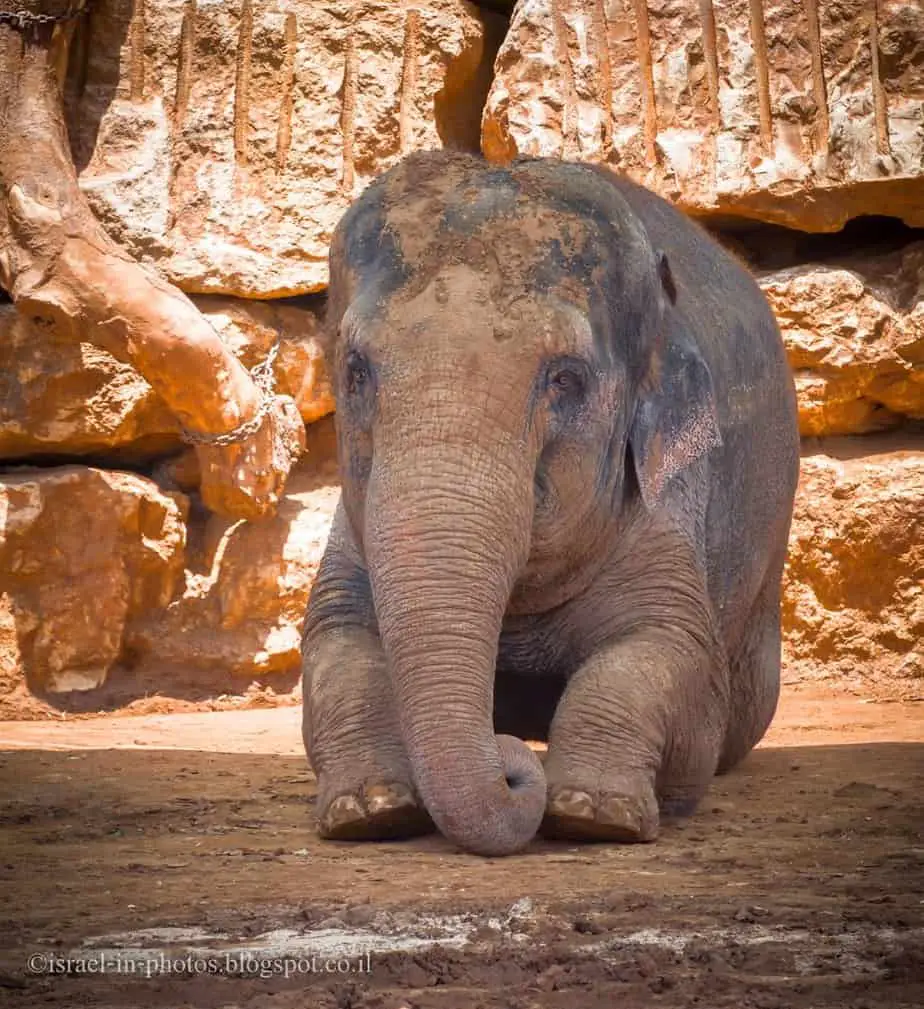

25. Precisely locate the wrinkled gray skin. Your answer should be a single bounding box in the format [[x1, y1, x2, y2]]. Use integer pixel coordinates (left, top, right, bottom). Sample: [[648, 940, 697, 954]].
[[302, 152, 800, 857]]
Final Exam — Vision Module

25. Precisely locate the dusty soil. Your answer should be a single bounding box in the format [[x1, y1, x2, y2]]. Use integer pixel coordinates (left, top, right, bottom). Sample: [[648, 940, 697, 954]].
[[0, 687, 921, 1008]]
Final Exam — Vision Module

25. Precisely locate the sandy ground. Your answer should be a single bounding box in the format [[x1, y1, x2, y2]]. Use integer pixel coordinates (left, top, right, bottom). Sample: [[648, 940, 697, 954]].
[[0, 686, 921, 1008]]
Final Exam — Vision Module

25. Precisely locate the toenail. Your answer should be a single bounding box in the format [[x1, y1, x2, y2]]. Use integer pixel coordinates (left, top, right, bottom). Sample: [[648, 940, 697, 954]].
[[323, 794, 364, 829], [366, 783, 414, 814], [549, 788, 595, 820]]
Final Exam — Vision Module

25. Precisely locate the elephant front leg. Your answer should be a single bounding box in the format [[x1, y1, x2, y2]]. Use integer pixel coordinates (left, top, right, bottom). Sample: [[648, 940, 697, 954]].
[[302, 510, 433, 841], [304, 626, 433, 840], [541, 632, 728, 842]]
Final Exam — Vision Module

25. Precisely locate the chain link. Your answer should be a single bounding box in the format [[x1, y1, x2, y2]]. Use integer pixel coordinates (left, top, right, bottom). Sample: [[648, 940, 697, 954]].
[[179, 340, 282, 448], [0, 3, 88, 30]]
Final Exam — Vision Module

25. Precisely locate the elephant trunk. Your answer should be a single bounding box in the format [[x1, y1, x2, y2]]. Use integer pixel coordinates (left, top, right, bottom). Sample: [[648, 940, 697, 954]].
[[364, 434, 546, 856]]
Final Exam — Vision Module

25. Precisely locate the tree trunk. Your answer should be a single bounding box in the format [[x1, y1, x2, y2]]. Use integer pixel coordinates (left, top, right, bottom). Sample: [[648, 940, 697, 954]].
[[0, 4, 305, 519]]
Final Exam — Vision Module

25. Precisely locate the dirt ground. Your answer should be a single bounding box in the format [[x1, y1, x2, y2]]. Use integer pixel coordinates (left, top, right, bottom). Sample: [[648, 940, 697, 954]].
[[0, 687, 921, 1008]]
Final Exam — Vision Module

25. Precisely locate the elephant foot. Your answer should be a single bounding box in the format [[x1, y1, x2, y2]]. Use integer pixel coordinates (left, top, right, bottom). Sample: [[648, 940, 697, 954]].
[[318, 782, 435, 841], [540, 785, 659, 843]]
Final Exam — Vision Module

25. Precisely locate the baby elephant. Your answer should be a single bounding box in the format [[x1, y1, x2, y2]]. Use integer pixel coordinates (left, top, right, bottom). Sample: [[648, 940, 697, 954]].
[[302, 152, 799, 856]]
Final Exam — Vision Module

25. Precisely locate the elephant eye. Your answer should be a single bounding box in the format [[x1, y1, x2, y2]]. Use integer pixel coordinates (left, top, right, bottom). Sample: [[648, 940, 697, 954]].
[[551, 371, 580, 393], [545, 362, 587, 404], [345, 350, 370, 395]]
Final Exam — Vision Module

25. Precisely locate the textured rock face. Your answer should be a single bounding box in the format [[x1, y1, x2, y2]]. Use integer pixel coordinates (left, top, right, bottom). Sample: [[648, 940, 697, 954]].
[[0, 468, 187, 693], [68, 0, 501, 297], [0, 297, 332, 462], [125, 420, 340, 678], [783, 442, 924, 699], [0, 304, 178, 462], [483, 0, 924, 230], [759, 242, 924, 436]]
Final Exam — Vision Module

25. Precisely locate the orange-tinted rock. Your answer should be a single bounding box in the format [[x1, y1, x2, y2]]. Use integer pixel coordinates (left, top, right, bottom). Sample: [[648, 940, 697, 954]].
[[0, 304, 179, 461], [198, 297, 335, 425], [759, 242, 924, 436], [68, 0, 502, 297], [125, 419, 340, 677], [783, 439, 924, 699], [483, 0, 924, 231], [0, 468, 187, 693]]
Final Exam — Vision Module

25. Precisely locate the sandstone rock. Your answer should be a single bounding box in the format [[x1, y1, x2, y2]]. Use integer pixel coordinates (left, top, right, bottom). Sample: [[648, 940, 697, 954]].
[[0, 296, 333, 462], [67, 0, 502, 297], [0, 467, 187, 693], [483, 0, 924, 231], [0, 304, 179, 462], [759, 241, 924, 436], [125, 418, 340, 677], [783, 439, 924, 700]]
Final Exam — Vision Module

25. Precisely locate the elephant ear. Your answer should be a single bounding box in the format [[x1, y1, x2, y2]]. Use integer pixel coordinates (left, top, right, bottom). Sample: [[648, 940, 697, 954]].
[[629, 252, 722, 510]]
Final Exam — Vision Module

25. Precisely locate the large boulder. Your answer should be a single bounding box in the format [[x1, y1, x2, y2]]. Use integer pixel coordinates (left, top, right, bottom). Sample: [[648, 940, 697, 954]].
[[125, 419, 341, 678], [759, 241, 924, 436], [0, 304, 179, 462], [483, 0, 924, 231], [68, 0, 503, 297], [0, 467, 187, 695], [783, 440, 924, 700], [0, 297, 333, 462]]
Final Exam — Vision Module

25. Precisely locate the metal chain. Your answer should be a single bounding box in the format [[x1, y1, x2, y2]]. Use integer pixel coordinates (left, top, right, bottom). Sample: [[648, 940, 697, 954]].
[[180, 340, 282, 448], [0, 3, 88, 30]]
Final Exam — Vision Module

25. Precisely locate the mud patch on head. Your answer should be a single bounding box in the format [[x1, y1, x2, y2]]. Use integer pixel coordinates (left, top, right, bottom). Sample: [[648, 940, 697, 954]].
[[440, 174, 522, 236], [331, 151, 667, 379], [377, 261, 593, 363], [378, 151, 490, 268], [367, 153, 631, 316]]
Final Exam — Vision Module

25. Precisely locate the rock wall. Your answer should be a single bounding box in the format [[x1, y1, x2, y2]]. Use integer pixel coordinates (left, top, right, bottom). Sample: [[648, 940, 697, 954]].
[[0, 296, 334, 462], [483, 0, 924, 231], [783, 438, 923, 691], [67, 0, 505, 297], [0, 467, 187, 695], [1, 0, 922, 717], [757, 239, 924, 437]]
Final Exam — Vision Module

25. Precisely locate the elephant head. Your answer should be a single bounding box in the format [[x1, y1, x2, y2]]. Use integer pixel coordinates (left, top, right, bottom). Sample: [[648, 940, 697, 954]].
[[326, 152, 721, 855]]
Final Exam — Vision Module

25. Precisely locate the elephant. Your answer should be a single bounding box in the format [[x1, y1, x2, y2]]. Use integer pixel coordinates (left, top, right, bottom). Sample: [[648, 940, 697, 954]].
[[301, 151, 800, 857]]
